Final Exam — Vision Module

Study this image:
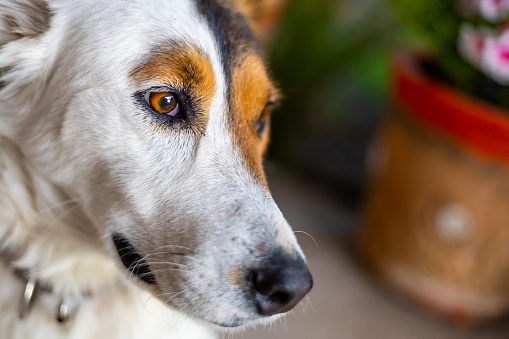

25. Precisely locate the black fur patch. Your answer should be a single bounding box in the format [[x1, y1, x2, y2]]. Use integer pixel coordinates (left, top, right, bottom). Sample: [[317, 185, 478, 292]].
[[195, 0, 263, 124], [112, 233, 157, 285]]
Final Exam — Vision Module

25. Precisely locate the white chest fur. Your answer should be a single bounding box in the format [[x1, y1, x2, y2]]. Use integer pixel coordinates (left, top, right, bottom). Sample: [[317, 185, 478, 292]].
[[0, 260, 217, 339]]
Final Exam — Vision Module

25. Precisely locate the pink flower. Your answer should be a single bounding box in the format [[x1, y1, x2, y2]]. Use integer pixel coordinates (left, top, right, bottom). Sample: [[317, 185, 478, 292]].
[[458, 24, 493, 66], [479, 0, 509, 21], [457, 0, 509, 21], [481, 29, 509, 83], [458, 24, 509, 84]]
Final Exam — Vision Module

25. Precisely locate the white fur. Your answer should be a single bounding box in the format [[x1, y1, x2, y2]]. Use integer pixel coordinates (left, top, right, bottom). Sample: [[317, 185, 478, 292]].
[[0, 0, 307, 338]]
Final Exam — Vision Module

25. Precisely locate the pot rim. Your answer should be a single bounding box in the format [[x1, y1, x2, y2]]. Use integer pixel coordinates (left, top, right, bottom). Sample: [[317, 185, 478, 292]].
[[393, 51, 509, 167]]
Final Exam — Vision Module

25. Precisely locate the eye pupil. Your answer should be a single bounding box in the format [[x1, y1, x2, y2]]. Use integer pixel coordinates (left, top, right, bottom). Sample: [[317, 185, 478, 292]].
[[148, 91, 179, 115], [158, 95, 175, 110]]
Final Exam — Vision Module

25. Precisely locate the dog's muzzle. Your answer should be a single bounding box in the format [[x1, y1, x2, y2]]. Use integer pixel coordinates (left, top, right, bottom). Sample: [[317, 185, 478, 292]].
[[111, 233, 312, 325]]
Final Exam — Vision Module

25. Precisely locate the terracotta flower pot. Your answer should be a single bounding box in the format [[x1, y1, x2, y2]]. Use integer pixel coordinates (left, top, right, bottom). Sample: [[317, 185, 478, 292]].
[[357, 52, 509, 323]]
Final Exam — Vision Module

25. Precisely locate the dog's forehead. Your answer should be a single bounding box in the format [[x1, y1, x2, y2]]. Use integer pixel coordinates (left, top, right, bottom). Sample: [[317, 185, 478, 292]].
[[127, 0, 276, 117], [195, 0, 278, 118], [124, 0, 276, 184], [195, 0, 278, 183]]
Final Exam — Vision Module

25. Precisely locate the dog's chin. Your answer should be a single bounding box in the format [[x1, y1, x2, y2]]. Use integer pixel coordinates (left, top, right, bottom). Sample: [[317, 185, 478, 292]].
[[211, 313, 284, 331], [213, 320, 252, 329], [212, 317, 256, 329]]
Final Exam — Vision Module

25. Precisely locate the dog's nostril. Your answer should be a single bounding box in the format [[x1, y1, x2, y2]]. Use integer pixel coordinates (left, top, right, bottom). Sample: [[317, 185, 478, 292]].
[[272, 291, 289, 304], [251, 254, 313, 316]]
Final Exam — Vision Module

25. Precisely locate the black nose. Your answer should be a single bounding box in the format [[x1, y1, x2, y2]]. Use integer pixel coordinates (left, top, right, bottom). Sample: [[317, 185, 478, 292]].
[[251, 253, 313, 316]]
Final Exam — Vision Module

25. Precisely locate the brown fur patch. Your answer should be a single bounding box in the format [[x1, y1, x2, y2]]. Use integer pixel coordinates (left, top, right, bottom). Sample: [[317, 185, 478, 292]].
[[130, 42, 215, 135], [254, 243, 266, 254], [230, 52, 279, 186], [231, 0, 287, 43], [231, 0, 264, 22], [227, 265, 245, 287]]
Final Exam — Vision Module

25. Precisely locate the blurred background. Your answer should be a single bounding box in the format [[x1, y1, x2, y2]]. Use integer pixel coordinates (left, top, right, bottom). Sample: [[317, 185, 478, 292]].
[[265, 0, 398, 210], [240, 0, 509, 338]]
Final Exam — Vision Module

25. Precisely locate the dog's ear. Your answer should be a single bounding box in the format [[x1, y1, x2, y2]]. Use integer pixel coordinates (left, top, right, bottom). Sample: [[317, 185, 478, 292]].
[[0, 0, 52, 107], [0, 0, 51, 47], [232, 0, 287, 44]]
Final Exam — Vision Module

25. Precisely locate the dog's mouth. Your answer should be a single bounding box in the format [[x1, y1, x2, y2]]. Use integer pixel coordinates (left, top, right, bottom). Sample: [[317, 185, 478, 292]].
[[112, 233, 157, 285]]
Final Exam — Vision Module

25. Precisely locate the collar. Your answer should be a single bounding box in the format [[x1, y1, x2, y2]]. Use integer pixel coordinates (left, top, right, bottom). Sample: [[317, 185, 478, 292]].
[[17, 272, 80, 324], [1, 249, 85, 325]]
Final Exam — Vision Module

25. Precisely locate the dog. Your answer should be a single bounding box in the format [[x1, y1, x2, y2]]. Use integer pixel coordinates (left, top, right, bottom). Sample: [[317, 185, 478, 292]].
[[0, 0, 313, 338]]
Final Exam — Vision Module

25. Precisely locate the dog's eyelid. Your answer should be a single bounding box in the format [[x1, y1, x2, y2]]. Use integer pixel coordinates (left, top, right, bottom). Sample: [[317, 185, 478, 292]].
[[254, 101, 276, 136], [266, 100, 280, 108], [145, 86, 176, 93], [261, 101, 278, 117]]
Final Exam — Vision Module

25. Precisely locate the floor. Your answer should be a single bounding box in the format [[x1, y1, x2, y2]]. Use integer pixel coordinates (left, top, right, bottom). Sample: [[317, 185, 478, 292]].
[[239, 165, 509, 339]]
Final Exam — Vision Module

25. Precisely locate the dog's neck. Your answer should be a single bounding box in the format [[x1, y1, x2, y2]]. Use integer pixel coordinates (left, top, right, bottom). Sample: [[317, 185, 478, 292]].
[[0, 136, 122, 300]]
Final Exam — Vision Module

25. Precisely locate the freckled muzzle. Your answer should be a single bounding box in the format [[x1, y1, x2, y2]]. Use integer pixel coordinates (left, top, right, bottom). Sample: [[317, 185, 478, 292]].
[[111, 232, 312, 326], [248, 252, 313, 316]]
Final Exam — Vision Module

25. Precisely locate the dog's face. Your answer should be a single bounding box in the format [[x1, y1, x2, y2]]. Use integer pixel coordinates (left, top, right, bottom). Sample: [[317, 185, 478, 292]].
[[0, 0, 312, 328]]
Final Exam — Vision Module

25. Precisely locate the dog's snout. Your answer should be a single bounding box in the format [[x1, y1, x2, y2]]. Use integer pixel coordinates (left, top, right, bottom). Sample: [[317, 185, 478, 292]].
[[251, 254, 313, 316]]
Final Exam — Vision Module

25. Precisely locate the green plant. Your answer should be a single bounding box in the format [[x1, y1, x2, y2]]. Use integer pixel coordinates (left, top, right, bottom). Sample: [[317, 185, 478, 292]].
[[391, 0, 509, 108]]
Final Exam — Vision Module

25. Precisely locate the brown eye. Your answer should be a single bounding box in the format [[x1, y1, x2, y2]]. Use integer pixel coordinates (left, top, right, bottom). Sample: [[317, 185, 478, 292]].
[[146, 91, 179, 116], [255, 103, 275, 135]]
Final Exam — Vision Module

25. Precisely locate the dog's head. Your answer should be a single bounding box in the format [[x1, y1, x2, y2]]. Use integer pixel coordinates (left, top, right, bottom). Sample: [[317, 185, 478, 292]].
[[0, 0, 312, 328]]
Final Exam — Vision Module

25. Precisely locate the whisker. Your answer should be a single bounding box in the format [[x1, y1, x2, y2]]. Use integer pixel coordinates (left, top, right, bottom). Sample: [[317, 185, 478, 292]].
[[294, 230, 319, 249], [162, 290, 187, 304], [148, 244, 194, 252], [303, 295, 316, 314], [143, 260, 188, 267], [137, 267, 189, 277], [136, 248, 201, 263]]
